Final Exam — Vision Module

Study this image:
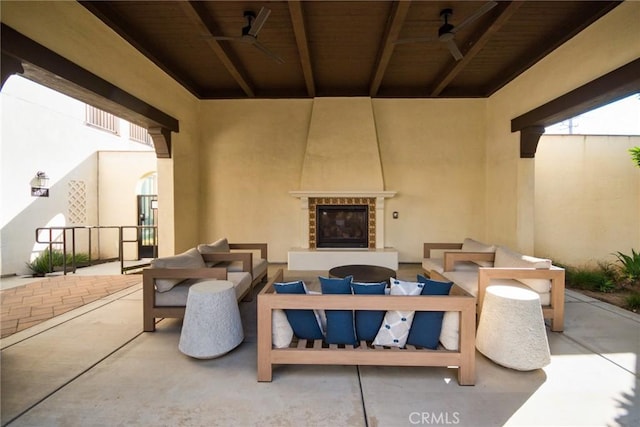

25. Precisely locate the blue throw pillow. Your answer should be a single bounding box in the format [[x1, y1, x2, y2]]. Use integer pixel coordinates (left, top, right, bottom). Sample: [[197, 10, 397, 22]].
[[273, 281, 323, 340], [406, 275, 454, 349], [319, 276, 357, 345], [351, 282, 387, 341]]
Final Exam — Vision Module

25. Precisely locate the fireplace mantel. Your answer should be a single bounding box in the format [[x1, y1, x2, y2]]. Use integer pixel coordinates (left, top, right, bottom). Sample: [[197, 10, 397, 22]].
[[289, 190, 396, 199]]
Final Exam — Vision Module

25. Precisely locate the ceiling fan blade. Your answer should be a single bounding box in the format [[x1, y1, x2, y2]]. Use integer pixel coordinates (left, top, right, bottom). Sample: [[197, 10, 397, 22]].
[[393, 36, 439, 45], [446, 39, 464, 61], [248, 7, 271, 37], [452, 1, 497, 33], [252, 40, 285, 64]]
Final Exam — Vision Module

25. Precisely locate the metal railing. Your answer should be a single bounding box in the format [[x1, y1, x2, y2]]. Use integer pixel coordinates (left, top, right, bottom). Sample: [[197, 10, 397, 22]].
[[34, 225, 157, 275]]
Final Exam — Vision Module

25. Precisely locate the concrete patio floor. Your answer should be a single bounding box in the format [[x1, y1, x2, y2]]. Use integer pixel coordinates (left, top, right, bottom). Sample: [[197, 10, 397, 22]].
[[1, 263, 638, 426]]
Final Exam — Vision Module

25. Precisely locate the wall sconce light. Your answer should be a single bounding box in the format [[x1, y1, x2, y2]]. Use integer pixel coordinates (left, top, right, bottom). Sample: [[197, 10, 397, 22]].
[[31, 171, 50, 197], [34, 171, 49, 188]]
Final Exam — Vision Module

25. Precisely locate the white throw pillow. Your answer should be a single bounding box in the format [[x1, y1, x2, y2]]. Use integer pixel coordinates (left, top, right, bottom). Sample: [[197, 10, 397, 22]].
[[439, 311, 459, 351], [150, 248, 206, 292], [373, 279, 422, 348], [493, 246, 552, 293], [272, 309, 294, 348]]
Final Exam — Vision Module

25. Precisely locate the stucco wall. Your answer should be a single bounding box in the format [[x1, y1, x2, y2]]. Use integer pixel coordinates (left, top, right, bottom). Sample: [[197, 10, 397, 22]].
[[199, 98, 486, 262], [1, 0, 200, 256], [535, 135, 640, 267], [485, 1, 640, 255]]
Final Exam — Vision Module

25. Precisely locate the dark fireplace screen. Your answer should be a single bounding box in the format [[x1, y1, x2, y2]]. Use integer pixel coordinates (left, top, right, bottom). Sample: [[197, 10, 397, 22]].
[[316, 205, 368, 248]]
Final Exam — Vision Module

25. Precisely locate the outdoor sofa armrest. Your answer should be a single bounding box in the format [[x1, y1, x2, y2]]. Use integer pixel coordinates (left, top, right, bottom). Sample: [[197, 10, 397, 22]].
[[423, 243, 463, 258], [142, 267, 229, 332], [202, 252, 253, 274], [229, 243, 268, 261], [477, 266, 565, 332], [443, 251, 495, 271]]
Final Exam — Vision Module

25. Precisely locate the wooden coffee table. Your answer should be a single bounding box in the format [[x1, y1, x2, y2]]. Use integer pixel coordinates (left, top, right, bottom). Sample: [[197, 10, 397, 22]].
[[329, 264, 396, 284]]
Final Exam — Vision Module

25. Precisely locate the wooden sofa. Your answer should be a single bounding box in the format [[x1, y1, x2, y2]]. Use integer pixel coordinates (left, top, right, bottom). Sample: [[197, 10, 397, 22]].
[[257, 269, 477, 386], [423, 242, 565, 332], [143, 252, 253, 332]]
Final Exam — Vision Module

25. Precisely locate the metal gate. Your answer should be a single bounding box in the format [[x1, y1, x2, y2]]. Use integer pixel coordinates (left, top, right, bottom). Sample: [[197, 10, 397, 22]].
[[137, 195, 158, 259]]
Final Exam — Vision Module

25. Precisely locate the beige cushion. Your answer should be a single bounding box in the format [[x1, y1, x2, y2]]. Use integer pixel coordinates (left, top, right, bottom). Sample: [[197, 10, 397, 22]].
[[423, 258, 480, 275], [228, 272, 252, 300], [155, 272, 252, 306], [197, 238, 231, 267], [440, 271, 549, 304], [494, 246, 552, 293], [461, 238, 496, 267], [150, 248, 205, 292], [227, 257, 268, 281]]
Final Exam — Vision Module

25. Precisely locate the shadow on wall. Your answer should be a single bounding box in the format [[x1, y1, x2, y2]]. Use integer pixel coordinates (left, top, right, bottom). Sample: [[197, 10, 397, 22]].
[[1, 155, 103, 276]]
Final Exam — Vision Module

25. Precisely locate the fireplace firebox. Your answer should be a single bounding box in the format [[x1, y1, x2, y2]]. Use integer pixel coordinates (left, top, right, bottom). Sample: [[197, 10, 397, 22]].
[[316, 205, 368, 248]]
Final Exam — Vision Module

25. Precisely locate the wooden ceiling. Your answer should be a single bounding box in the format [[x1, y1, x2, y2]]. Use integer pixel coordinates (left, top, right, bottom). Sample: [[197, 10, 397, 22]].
[[80, 1, 621, 99]]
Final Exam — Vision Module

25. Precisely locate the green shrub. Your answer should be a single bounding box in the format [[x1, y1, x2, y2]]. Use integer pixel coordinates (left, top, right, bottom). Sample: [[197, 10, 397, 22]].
[[565, 265, 616, 293], [625, 293, 640, 312], [630, 146, 640, 168], [26, 251, 54, 276], [26, 250, 90, 276], [614, 249, 640, 281]]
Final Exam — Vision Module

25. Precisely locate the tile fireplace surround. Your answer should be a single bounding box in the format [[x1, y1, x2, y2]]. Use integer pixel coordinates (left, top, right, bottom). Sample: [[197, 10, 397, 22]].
[[288, 191, 398, 270]]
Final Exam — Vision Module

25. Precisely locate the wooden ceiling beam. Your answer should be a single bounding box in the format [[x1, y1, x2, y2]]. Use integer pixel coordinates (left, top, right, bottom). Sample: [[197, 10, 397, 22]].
[[1, 24, 178, 158], [288, 1, 315, 98], [512, 58, 640, 158], [180, 1, 255, 97], [430, 1, 523, 97], [369, 0, 412, 97]]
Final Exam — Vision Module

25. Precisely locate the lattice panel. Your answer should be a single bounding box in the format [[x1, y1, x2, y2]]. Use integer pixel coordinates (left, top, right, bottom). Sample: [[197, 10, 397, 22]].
[[308, 197, 376, 249], [68, 180, 87, 225]]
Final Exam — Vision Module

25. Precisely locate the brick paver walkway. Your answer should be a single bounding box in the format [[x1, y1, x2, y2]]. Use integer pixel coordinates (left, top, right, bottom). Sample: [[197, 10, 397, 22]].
[[0, 275, 141, 338]]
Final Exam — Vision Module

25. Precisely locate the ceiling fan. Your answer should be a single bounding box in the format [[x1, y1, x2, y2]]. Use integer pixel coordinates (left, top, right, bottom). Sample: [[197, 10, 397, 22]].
[[209, 7, 284, 64], [394, 1, 498, 61]]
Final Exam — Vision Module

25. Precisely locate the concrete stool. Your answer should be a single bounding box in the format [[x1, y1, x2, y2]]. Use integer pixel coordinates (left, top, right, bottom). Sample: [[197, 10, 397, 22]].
[[476, 285, 550, 371], [179, 280, 243, 359]]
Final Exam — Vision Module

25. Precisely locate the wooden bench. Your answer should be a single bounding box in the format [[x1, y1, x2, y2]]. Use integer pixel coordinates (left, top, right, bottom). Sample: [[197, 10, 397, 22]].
[[257, 269, 476, 386]]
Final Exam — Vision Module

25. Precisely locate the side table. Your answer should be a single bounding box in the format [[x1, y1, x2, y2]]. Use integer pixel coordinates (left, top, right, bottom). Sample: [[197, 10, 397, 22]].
[[179, 280, 243, 359], [476, 285, 550, 371]]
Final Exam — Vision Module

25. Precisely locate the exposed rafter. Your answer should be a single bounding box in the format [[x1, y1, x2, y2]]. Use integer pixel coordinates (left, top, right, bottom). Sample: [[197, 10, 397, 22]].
[[369, 0, 412, 97], [76, 1, 624, 100], [288, 0, 315, 97], [179, 1, 255, 97], [430, 1, 523, 97]]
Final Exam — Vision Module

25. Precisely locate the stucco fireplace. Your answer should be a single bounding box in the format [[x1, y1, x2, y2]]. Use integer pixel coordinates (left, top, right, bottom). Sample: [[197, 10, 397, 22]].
[[287, 98, 398, 270]]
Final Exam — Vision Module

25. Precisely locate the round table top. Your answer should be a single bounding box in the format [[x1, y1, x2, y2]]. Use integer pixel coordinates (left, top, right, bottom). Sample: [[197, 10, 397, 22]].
[[328, 264, 396, 284]]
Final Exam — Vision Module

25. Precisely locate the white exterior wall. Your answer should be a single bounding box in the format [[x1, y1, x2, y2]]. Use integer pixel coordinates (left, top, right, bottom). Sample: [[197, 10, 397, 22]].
[[0, 76, 156, 276]]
